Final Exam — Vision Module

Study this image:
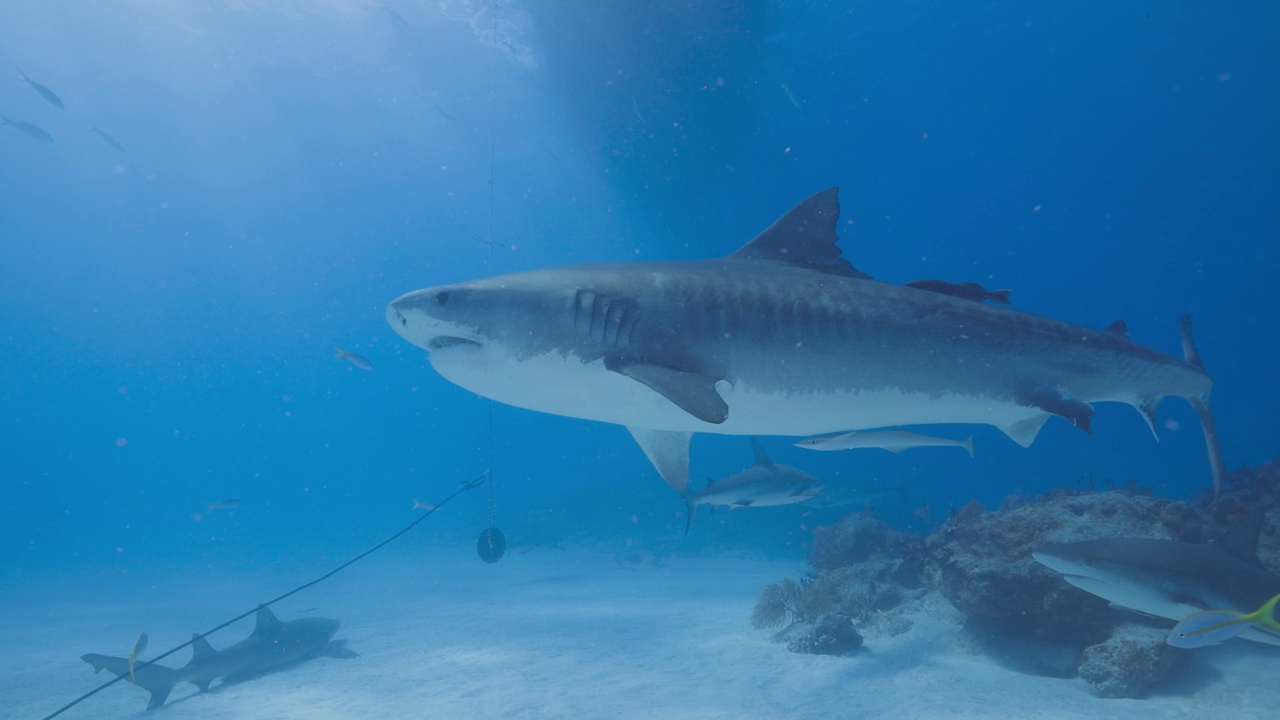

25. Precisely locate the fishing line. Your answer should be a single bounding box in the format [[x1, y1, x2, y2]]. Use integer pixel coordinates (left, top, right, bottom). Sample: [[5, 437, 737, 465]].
[[476, 0, 506, 564], [41, 473, 488, 720]]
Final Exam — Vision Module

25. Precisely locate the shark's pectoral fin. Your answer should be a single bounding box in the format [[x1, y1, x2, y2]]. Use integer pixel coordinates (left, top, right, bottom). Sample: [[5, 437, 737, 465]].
[[610, 361, 728, 424], [627, 427, 692, 493], [317, 640, 360, 659], [1021, 387, 1093, 433], [997, 413, 1051, 448]]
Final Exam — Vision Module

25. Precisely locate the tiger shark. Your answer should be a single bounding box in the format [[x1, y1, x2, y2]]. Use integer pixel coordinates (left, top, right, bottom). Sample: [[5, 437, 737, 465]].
[[386, 188, 1225, 497], [81, 606, 357, 709]]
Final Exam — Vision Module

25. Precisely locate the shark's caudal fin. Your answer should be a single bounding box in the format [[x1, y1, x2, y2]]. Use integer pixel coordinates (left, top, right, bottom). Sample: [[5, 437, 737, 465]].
[[82, 653, 180, 710], [1180, 315, 1226, 501]]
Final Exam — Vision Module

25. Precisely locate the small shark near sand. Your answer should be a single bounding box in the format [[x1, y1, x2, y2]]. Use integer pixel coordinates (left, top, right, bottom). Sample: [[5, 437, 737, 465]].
[[386, 188, 1226, 499], [82, 606, 357, 709], [683, 439, 822, 535], [1032, 517, 1280, 647]]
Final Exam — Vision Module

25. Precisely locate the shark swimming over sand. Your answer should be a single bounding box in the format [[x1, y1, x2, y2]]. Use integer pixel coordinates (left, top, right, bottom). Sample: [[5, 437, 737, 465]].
[[386, 188, 1225, 498], [81, 606, 357, 709], [683, 438, 823, 535], [1033, 518, 1280, 647]]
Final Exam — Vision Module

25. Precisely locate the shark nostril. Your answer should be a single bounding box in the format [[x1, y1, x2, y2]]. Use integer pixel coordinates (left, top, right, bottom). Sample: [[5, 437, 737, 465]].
[[436, 291, 450, 306]]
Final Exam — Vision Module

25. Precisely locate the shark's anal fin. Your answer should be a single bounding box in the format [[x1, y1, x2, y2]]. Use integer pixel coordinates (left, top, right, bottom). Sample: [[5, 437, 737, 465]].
[[627, 427, 692, 493], [609, 361, 728, 424], [1020, 388, 1094, 434]]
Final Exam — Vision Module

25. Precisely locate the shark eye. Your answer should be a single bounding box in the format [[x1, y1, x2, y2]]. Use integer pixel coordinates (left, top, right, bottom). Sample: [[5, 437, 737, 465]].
[[436, 291, 450, 306]]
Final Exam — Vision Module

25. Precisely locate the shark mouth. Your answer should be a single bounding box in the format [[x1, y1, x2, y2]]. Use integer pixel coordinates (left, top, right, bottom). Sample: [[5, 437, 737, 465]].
[[428, 336, 481, 351]]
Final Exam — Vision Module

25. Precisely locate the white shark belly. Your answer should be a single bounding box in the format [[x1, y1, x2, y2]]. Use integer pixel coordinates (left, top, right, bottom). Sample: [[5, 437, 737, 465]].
[[430, 348, 1042, 435]]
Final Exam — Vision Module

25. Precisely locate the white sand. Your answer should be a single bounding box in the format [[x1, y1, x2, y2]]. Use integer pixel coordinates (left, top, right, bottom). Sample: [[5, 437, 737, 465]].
[[3, 547, 1276, 719]]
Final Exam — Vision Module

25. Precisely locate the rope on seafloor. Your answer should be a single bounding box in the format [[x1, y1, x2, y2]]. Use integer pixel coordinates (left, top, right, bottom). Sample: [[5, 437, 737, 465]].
[[41, 473, 488, 720]]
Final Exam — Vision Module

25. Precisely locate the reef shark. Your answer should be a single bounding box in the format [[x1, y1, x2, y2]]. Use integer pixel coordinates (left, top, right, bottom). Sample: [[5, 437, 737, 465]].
[[81, 606, 357, 709], [386, 188, 1225, 497], [1033, 518, 1280, 646], [683, 438, 823, 535]]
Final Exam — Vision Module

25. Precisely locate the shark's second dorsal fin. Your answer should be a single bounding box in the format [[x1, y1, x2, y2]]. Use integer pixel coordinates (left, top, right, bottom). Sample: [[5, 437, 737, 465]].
[[1214, 513, 1265, 564], [252, 606, 282, 636], [1104, 320, 1130, 339], [750, 438, 775, 469], [187, 634, 217, 667], [727, 188, 871, 279]]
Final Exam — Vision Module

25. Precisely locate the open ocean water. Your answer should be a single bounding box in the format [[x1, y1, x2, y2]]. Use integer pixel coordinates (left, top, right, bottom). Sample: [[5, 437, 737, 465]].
[[2, 2, 1278, 718]]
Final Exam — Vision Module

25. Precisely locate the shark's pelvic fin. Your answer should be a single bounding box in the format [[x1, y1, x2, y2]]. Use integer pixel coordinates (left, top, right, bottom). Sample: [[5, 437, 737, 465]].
[[997, 413, 1051, 448], [749, 438, 775, 469], [726, 187, 871, 279], [627, 427, 692, 493], [609, 361, 728, 424], [1020, 387, 1094, 433]]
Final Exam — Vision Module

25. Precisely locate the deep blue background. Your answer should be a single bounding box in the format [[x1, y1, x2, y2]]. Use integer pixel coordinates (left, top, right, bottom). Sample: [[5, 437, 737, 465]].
[[2, 1, 1277, 579]]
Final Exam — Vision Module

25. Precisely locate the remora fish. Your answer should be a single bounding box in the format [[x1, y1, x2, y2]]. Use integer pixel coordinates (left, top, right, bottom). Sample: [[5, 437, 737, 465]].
[[905, 279, 1011, 304], [795, 429, 974, 457], [684, 438, 822, 535], [82, 606, 357, 709], [386, 188, 1225, 498], [1033, 517, 1280, 647]]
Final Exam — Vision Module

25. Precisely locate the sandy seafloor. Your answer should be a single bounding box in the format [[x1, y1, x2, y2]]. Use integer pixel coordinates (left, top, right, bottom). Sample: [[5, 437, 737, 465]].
[[4, 547, 1277, 720]]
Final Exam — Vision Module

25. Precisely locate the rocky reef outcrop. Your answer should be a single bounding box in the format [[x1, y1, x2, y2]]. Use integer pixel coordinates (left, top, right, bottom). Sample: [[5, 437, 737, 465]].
[[751, 456, 1280, 698]]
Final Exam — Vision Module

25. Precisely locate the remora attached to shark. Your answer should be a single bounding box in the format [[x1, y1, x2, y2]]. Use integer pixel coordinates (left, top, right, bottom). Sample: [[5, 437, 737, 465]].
[[81, 606, 357, 709], [387, 188, 1225, 497], [1033, 517, 1280, 646], [683, 438, 823, 534]]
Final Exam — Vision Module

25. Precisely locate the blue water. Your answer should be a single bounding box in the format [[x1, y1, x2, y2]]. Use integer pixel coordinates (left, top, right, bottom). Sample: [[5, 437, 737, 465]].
[[1, 0, 1277, 637]]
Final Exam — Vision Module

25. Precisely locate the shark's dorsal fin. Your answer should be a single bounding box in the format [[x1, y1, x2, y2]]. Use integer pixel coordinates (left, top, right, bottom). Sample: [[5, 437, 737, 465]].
[[187, 634, 217, 667], [750, 438, 775, 469], [1104, 320, 1130, 339], [1214, 513, 1265, 564], [252, 606, 282, 636], [726, 188, 871, 279]]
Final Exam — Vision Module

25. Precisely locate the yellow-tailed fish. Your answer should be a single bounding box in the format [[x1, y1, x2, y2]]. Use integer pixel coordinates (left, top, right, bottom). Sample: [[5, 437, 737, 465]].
[[127, 631, 148, 683], [1167, 592, 1280, 648], [333, 346, 373, 371]]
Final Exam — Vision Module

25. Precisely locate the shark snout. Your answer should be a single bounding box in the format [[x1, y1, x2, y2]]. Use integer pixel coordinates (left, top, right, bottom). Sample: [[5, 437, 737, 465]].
[[387, 290, 480, 352]]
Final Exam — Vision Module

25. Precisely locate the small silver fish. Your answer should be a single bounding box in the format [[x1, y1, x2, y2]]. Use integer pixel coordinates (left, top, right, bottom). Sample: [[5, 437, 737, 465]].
[[15, 67, 64, 109], [333, 346, 373, 371], [204, 499, 240, 513], [86, 121, 125, 152], [411, 500, 436, 511], [0, 114, 54, 143], [795, 429, 974, 457]]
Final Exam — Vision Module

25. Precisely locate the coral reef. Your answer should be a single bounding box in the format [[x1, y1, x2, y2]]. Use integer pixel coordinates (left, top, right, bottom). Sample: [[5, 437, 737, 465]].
[[1077, 623, 1180, 698], [752, 457, 1280, 699], [786, 614, 863, 655]]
